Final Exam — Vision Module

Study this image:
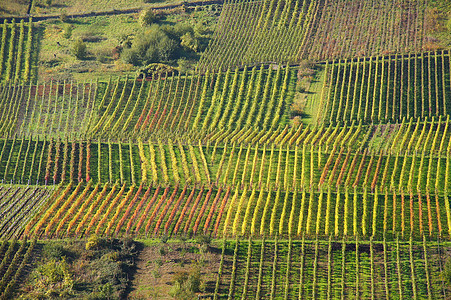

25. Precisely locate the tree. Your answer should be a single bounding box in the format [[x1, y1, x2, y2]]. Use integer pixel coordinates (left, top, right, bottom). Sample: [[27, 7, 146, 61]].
[[121, 25, 178, 65], [71, 39, 87, 60], [157, 36, 178, 60]]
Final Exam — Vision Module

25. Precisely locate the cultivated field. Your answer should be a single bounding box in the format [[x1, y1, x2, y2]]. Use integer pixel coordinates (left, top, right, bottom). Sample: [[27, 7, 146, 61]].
[[0, 0, 451, 298]]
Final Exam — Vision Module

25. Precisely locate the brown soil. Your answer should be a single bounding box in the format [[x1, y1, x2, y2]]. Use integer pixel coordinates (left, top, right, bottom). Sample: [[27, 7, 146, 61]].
[[129, 241, 221, 299]]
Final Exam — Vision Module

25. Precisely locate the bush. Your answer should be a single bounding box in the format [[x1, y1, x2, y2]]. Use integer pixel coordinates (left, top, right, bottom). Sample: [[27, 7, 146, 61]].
[[43, 243, 66, 260], [37, 0, 52, 7], [86, 235, 105, 250], [59, 13, 67, 22], [121, 25, 178, 65], [97, 283, 114, 299], [194, 23, 210, 37], [94, 47, 111, 63], [180, 32, 199, 52], [32, 259, 74, 298], [71, 38, 87, 60], [292, 116, 302, 127], [162, 23, 193, 38], [139, 8, 157, 27], [177, 58, 196, 74], [185, 269, 202, 293], [195, 235, 211, 245], [137, 63, 176, 77], [120, 22, 212, 66], [63, 24, 72, 39], [79, 29, 105, 43], [170, 269, 203, 299], [20, 239, 139, 299]]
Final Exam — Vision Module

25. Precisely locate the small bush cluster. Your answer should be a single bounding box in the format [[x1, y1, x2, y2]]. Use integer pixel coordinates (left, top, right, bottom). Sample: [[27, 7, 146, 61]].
[[19, 238, 139, 299], [170, 268, 204, 300], [71, 39, 87, 60], [121, 20, 209, 67]]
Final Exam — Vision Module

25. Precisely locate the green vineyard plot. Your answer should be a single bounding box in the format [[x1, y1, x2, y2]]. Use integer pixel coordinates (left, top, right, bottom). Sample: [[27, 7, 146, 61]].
[[214, 238, 450, 299], [320, 51, 451, 124], [1, 66, 297, 140], [0, 19, 37, 83], [199, 0, 427, 71]]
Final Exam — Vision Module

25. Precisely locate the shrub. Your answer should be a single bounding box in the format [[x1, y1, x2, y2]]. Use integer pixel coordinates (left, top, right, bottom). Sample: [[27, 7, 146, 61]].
[[195, 235, 211, 246], [94, 47, 111, 63], [37, 0, 52, 7], [139, 8, 157, 27], [43, 243, 66, 260], [196, 235, 212, 254], [79, 29, 105, 43], [86, 235, 105, 250], [194, 23, 210, 37], [170, 269, 203, 299], [180, 32, 199, 52], [92, 283, 113, 299], [177, 58, 195, 73], [32, 259, 74, 298], [160, 235, 169, 244], [292, 116, 302, 127], [112, 46, 122, 60], [59, 13, 67, 22], [63, 24, 72, 39], [71, 38, 87, 60], [121, 25, 178, 65], [163, 23, 193, 38]]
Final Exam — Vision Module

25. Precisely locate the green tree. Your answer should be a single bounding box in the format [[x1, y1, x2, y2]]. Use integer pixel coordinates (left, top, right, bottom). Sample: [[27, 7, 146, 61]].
[[122, 25, 178, 65]]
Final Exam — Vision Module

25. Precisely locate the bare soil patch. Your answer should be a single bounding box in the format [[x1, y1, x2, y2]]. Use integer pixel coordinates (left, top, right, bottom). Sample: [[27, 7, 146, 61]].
[[129, 241, 221, 299]]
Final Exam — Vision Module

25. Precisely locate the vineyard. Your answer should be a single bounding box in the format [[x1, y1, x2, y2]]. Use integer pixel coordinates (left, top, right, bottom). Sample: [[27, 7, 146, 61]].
[[0, 0, 451, 298], [198, 0, 427, 71], [320, 51, 451, 124], [0, 19, 36, 83], [0, 238, 36, 299], [0, 65, 295, 140], [214, 237, 449, 299]]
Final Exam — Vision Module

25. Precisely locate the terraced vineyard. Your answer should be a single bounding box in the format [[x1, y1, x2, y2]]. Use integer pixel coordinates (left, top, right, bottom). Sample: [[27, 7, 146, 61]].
[[1, 0, 451, 298], [198, 0, 427, 71], [0, 19, 36, 83], [320, 51, 451, 124], [0, 66, 295, 140], [0, 238, 36, 299], [215, 237, 450, 299]]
